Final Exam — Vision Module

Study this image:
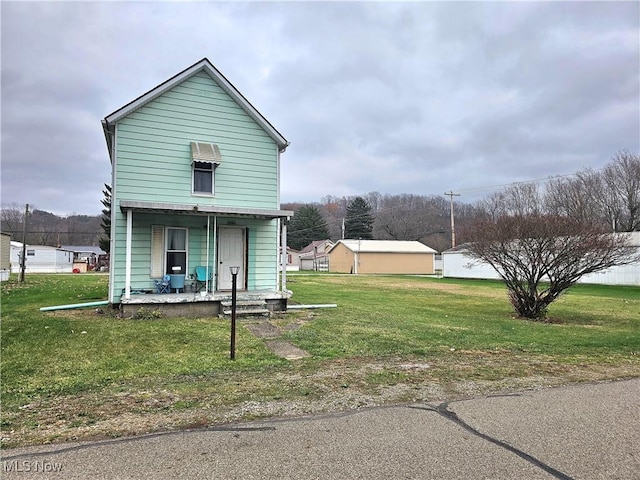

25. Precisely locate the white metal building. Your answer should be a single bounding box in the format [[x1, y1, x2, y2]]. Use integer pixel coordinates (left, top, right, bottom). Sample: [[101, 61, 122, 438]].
[[442, 232, 640, 286], [10, 242, 74, 273]]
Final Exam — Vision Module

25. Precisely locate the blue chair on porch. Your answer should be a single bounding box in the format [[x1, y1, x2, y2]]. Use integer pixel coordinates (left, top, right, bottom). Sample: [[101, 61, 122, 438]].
[[194, 266, 213, 292], [154, 275, 171, 294]]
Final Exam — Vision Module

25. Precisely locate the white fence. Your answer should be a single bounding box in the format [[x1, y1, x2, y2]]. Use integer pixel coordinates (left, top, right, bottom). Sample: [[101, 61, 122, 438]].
[[443, 233, 640, 286]]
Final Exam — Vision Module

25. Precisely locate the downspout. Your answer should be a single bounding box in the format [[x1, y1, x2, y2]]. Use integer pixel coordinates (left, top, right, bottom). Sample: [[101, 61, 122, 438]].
[[125, 208, 132, 299], [41, 300, 109, 312]]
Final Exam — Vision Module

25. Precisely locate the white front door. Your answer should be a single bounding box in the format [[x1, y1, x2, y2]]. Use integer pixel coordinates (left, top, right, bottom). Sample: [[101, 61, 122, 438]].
[[217, 227, 245, 290]]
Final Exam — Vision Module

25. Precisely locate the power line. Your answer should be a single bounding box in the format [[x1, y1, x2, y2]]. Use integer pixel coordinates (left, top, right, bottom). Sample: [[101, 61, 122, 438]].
[[453, 170, 604, 195]]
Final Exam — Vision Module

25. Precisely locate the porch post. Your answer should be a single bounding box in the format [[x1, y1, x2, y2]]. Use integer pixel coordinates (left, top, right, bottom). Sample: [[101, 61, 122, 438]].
[[280, 217, 288, 291], [213, 216, 217, 291], [206, 215, 210, 293], [125, 208, 132, 300]]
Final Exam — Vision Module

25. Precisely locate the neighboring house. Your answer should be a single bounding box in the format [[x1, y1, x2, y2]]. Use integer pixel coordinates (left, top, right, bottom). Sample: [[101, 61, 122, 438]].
[[102, 58, 292, 316], [9, 242, 73, 273], [61, 246, 107, 262], [442, 232, 640, 286], [0, 232, 10, 280], [280, 246, 299, 271], [298, 239, 333, 271], [328, 240, 437, 274], [61, 245, 107, 272]]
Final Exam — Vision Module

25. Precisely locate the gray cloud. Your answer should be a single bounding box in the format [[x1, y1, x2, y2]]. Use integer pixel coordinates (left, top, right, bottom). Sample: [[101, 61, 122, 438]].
[[2, 1, 638, 215]]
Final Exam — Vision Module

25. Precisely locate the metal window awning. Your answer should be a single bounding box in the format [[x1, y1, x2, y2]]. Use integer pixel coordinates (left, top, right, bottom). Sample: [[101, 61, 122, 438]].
[[191, 142, 222, 164]]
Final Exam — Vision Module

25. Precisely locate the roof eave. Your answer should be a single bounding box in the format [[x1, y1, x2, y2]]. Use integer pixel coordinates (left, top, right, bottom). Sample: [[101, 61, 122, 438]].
[[119, 200, 293, 220], [101, 119, 114, 163]]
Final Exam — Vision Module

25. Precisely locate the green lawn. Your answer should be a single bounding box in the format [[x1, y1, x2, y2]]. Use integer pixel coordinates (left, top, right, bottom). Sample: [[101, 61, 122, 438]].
[[1, 273, 638, 447], [285, 275, 640, 359], [2, 274, 286, 402]]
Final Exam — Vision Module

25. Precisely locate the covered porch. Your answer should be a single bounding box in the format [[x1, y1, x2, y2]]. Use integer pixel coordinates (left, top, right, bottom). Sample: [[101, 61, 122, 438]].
[[112, 201, 293, 314]]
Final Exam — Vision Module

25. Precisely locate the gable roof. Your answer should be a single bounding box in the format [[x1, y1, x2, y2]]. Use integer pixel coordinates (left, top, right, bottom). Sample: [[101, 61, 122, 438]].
[[299, 239, 334, 255], [102, 58, 289, 160], [61, 246, 107, 255], [329, 240, 437, 254], [10, 242, 73, 252]]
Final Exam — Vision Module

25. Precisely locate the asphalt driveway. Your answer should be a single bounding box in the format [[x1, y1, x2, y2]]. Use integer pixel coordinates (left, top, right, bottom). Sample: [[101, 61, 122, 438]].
[[2, 378, 638, 479]]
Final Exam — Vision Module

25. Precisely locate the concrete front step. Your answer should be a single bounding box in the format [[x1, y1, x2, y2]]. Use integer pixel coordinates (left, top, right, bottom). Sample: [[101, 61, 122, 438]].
[[220, 300, 269, 317], [222, 308, 270, 316]]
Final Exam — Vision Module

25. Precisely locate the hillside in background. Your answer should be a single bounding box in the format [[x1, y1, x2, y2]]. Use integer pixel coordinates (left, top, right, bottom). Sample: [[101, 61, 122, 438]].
[[1, 206, 102, 246]]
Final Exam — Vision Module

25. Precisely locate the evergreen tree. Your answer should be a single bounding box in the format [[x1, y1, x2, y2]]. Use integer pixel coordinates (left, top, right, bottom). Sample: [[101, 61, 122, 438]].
[[288, 204, 329, 250], [99, 184, 111, 253], [344, 196, 374, 239]]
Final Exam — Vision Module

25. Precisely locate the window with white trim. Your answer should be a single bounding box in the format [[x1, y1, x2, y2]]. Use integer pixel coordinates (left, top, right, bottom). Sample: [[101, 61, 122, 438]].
[[191, 142, 221, 196], [150, 226, 188, 277], [193, 161, 214, 194], [166, 228, 187, 275]]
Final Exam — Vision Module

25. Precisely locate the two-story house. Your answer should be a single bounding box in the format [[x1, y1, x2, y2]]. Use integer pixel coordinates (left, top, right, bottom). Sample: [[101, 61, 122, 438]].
[[102, 58, 293, 317]]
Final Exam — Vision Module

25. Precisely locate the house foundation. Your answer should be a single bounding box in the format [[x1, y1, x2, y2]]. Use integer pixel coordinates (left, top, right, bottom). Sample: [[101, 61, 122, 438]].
[[118, 290, 290, 318]]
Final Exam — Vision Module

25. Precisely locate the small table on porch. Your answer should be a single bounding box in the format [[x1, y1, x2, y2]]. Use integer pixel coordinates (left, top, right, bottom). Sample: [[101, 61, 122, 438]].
[[169, 274, 185, 293]]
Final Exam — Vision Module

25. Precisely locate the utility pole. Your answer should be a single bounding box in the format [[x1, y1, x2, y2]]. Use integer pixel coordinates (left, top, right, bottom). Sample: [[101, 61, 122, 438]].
[[444, 192, 460, 248], [19, 203, 29, 282]]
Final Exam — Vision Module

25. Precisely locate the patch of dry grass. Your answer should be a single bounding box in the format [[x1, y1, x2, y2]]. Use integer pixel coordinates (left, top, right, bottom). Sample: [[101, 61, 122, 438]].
[[3, 353, 637, 447]]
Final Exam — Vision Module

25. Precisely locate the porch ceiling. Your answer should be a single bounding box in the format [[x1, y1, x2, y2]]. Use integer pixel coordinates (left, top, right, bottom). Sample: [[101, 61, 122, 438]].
[[120, 200, 293, 219]]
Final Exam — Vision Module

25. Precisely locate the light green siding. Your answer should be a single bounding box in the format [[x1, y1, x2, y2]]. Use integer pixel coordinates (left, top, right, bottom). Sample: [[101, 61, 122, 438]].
[[246, 219, 279, 290], [109, 69, 283, 303], [114, 71, 279, 210], [110, 214, 279, 301]]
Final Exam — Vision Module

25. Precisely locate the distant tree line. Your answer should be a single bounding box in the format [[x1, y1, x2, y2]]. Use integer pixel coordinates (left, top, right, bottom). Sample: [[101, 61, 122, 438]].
[[1, 185, 113, 251], [284, 193, 471, 252], [284, 151, 639, 252], [2, 151, 637, 256], [0, 206, 103, 247]]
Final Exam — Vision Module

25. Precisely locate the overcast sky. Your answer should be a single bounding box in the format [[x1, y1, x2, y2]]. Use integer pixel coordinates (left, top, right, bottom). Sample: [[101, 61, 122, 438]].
[[2, 1, 639, 216]]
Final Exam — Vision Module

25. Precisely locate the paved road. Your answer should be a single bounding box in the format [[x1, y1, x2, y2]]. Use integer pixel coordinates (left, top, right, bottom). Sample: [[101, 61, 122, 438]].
[[2, 379, 638, 479]]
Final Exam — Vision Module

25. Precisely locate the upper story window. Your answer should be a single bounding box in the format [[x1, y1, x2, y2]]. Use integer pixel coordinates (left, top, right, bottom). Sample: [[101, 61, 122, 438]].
[[193, 162, 214, 194], [191, 142, 221, 196]]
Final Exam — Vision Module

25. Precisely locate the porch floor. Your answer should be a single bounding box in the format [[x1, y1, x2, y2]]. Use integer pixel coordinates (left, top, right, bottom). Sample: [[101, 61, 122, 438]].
[[120, 289, 291, 305]]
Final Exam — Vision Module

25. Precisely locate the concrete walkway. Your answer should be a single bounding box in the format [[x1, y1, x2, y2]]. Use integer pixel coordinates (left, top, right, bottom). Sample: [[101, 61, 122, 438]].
[[2, 378, 638, 479], [245, 319, 310, 360]]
